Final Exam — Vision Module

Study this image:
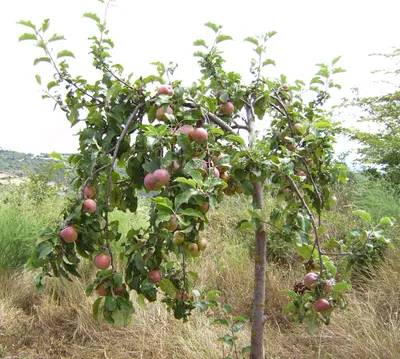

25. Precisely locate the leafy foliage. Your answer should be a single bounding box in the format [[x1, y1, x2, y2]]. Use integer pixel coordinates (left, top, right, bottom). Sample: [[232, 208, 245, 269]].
[[344, 48, 400, 184], [17, 4, 390, 353]]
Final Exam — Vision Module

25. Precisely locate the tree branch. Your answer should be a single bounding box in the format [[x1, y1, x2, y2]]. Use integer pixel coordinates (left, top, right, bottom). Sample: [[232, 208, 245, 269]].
[[104, 102, 145, 269], [286, 175, 324, 276]]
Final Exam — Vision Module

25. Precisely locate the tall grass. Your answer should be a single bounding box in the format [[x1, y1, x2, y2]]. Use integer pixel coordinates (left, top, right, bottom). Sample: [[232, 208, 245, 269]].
[[0, 183, 65, 272], [0, 174, 399, 358]]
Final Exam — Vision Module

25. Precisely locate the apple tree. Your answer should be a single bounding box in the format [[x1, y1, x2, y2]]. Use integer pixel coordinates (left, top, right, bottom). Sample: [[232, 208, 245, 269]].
[[18, 2, 360, 358]]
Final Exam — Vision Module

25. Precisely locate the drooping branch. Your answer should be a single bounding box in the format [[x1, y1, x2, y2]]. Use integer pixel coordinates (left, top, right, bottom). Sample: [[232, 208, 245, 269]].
[[286, 175, 324, 275], [104, 102, 145, 269]]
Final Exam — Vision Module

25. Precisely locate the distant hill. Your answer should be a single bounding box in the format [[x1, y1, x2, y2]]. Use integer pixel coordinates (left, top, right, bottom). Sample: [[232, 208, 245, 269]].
[[0, 149, 71, 177]]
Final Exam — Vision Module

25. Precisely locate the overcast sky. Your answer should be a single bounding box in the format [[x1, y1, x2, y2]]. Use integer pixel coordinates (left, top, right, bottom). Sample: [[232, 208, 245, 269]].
[[0, 0, 398, 155]]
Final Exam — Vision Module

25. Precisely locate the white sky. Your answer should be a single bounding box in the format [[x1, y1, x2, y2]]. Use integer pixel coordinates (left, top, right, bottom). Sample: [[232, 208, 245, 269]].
[[0, 0, 399, 155]]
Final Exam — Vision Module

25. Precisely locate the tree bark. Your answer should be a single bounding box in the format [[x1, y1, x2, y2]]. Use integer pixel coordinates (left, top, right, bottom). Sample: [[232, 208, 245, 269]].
[[250, 181, 267, 359]]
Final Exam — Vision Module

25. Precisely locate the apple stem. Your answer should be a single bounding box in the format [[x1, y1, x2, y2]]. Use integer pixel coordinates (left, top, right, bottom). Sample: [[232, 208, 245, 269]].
[[104, 103, 145, 269]]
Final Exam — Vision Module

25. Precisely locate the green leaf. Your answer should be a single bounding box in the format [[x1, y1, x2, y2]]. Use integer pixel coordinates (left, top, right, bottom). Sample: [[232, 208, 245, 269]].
[[38, 242, 54, 259], [159, 278, 177, 297], [33, 57, 51, 66], [232, 315, 249, 322], [353, 209, 372, 223], [92, 297, 103, 321], [83, 12, 100, 23], [379, 217, 393, 226], [137, 294, 146, 309], [333, 282, 352, 291], [174, 188, 198, 210], [48, 33, 65, 42], [331, 56, 341, 65], [204, 22, 219, 33], [244, 37, 258, 45], [17, 20, 36, 30], [57, 50, 75, 59], [18, 33, 37, 41], [174, 177, 197, 188], [226, 134, 245, 146], [262, 59, 275, 67], [212, 318, 229, 326], [152, 196, 173, 211], [232, 322, 245, 332], [180, 208, 205, 220], [35, 74, 41, 85], [42, 19, 50, 32], [323, 260, 337, 276], [105, 296, 117, 311], [49, 152, 63, 161], [216, 35, 233, 43], [47, 81, 58, 90], [314, 121, 332, 128], [134, 252, 146, 275], [242, 346, 252, 354], [235, 220, 254, 231], [193, 39, 207, 47], [282, 290, 298, 299]]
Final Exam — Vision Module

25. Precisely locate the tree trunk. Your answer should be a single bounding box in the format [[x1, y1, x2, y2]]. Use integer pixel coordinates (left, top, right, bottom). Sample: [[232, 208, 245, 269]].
[[250, 181, 267, 359]]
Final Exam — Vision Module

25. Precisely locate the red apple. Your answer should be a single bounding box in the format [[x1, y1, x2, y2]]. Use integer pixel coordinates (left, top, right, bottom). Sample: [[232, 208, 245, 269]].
[[224, 185, 236, 196], [191, 128, 208, 144], [286, 143, 296, 152], [212, 154, 230, 172], [293, 123, 303, 134], [213, 167, 220, 178], [197, 238, 208, 251], [94, 253, 111, 270], [97, 283, 110, 296], [282, 83, 290, 91], [172, 231, 185, 245], [153, 169, 170, 187], [113, 283, 126, 295], [235, 185, 244, 194], [295, 168, 307, 177], [144, 169, 170, 190], [314, 299, 330, 312], [304, 272, 319, 288], [176, 291, 190, 300], [283, 187, 291, 195], [164, 214, 178, 231], [186, 242, 198, 254], [198, 201, 209, 214], [148, 269, 162, 283], [83, 199, 97, 214], [60, 226, 78, 243], [220, 172, 230, 182], [305, 158, 315, 168], [156, 106, 173, 121], [178, 125, 194, 138], [158, 84, 174, 96], [83, 186, 96, 199], [323, 280, 334, 293], [220, 102, 234, 115]]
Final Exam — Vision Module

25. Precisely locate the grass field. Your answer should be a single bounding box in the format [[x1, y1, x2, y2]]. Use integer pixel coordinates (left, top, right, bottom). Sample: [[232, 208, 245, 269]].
[[0, 176, 399, 359]]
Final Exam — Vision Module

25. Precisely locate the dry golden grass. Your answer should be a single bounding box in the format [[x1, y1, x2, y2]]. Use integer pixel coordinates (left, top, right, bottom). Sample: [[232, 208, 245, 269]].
[[1, 196, 399, 359], [1, 249, 399, 359]]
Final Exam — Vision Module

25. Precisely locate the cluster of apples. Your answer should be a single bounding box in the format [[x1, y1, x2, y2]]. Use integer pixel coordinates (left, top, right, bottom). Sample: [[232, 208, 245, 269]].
[[156, 84, 174, 121], [59, 186, 98, 243], [163, 213, 209, 258], [303, 272, 334, 312]]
